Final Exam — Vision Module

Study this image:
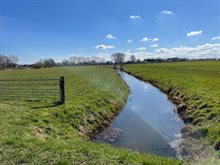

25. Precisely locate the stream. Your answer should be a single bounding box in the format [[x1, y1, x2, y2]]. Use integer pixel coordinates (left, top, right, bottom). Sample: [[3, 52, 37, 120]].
[[95, 71, 184, 158]]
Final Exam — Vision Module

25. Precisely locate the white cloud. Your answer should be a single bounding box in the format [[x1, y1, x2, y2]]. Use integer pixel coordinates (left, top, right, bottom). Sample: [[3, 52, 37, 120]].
[[141, 37, 149, 42], [127, 43, 220, 59], [153, 43, 220, 59], [66, 43, 220, 63], [141, 37, 159, 42], [136, 47, 146, 51], [187, 30, 202, 37], [105, 34, 116, 39], [95, 44, 115, 50], [161, 10, 173, 15], [152, 38, 159, 42], [127, 39, 133, 43], [150, 44, 159, 48], [130, 15, 141, 20], [212, 36, 220, 40]]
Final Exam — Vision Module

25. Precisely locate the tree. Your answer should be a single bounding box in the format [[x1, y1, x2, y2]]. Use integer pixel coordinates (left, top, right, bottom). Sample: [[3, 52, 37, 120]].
[[111, 52, 125, 70], [34, 59, 44, 68], [0, 54, 18, 69], [44, 58, 56, 67], [9, 55, 18, 64], [34, 58, 56, 68], [69, 56, 78, 65], [0, 55, 6, 69], [62, 59, 70, 66], [130, 55, 136, 63]]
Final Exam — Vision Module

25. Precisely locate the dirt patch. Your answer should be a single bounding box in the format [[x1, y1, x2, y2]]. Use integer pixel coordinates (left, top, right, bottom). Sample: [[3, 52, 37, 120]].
[[32, 127, 49, 140]]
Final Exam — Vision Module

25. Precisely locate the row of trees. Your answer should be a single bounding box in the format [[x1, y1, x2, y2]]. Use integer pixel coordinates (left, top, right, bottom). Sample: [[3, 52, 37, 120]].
[[32, 54, 136, 69], [4, 52, 218, 70], [0, 53, 137, 70], [62, 56, 107, 66], [34, 58, 56, 68], [0, 54, 18, 69]]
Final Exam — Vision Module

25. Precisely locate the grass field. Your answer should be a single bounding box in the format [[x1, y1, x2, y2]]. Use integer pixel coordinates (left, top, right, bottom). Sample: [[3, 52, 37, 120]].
[[124, 61, 220, 161], [0, 66, 183, 164]]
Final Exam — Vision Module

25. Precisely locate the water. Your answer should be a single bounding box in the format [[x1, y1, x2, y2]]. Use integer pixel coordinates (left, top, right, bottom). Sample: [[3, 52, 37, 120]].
[[95, 71, 184, 157]]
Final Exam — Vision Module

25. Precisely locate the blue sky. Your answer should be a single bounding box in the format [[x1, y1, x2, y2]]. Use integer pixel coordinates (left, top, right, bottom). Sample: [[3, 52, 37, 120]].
[[0, 0, 220, 63]]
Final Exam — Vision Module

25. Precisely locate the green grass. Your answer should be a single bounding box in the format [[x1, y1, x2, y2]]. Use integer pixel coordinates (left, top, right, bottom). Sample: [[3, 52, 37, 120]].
[[124, 61, 220, 157], [0, 66, 183, 164]]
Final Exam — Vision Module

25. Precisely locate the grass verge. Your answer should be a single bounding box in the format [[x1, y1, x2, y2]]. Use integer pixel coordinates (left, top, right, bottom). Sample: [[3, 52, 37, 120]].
[[0, 66, 183, 164], [124, 61, 220, 163]]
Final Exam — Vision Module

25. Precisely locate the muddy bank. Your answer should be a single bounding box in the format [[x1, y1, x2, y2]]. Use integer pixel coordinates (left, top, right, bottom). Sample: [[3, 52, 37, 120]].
[[83, 101, 127, 140]]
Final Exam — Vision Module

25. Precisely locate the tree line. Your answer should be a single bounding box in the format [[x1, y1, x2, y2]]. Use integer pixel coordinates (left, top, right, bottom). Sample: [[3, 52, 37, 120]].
[[34, 58, 56, 68], [1, 52, 219, 70], [0, 54, 18, 69], [31, 53, 135, 69]]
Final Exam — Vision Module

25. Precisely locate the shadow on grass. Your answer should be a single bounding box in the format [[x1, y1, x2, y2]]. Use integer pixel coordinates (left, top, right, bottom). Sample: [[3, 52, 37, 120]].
[[30, 101, 62, 109]]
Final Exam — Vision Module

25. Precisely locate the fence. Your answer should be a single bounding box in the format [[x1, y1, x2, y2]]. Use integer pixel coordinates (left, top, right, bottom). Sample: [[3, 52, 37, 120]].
[[0, 77, 65, 104]]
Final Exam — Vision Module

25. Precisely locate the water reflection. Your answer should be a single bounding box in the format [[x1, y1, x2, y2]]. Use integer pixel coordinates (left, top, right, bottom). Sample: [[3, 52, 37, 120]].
[[96, 71, 184, 157]]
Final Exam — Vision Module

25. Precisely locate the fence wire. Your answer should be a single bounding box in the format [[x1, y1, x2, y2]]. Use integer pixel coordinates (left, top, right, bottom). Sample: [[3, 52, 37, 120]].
[[0, 78, 61, 102]]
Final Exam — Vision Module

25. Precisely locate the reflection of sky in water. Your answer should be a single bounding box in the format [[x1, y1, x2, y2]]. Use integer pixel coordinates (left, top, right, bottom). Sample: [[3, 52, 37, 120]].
[[119, 71, 184, 141], [97, 71, 184, 157]]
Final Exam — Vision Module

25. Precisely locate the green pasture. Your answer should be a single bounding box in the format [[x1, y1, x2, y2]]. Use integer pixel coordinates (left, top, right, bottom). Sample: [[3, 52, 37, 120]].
[[0, 66, 183, 164], [124, 61, 220, 155]]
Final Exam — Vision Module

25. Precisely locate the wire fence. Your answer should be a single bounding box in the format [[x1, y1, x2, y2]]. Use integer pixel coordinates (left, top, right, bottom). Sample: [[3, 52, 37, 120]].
[[0, 77, 65, 104]]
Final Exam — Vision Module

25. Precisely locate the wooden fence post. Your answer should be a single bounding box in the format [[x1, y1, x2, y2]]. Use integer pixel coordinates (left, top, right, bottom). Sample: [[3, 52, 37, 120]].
[[59, 76, 65, 104]]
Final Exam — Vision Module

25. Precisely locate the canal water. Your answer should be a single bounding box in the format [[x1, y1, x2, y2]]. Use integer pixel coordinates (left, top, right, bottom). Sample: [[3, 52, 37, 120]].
[[95, 71, 184, 158]]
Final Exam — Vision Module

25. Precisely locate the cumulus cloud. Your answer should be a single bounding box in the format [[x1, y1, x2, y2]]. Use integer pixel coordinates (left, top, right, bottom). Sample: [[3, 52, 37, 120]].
[[90, 43, 220, 62], [127, 39, 133, 43], [161, 10, 173, 15], [127, 43, 220, 59], [141, 37, 159, 42], [212, 36, 220, 40], [152, 38, 159, 42], [105, 34, 116, 39], [136, 47, 146, 51], [187, 31, 202, 37], [153, 43, 220, 59], [130, 15, 141, 20], [150, 44, 159, 48], [140, 37, 149, 42], [95, 44, 115, 50]]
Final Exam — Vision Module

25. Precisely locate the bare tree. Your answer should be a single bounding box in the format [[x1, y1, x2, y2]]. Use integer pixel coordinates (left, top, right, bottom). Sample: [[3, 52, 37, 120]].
[[34, 59, 44, 68], [62, 59, 70, 66], [0, 54, 18, 69], [9, 55, 18, 64], [111, 52, 125, 70], [130, 55, 136, 63], [69, 56, 79, 65]]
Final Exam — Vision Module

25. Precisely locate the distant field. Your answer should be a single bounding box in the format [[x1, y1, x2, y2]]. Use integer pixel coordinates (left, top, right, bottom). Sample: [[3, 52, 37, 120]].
[[124, 61, 220, 155], [0, 66, 182, 164]]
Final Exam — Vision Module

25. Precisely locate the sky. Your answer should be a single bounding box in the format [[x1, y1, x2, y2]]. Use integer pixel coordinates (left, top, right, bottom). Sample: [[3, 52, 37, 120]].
[[0, 0, 220, 64]]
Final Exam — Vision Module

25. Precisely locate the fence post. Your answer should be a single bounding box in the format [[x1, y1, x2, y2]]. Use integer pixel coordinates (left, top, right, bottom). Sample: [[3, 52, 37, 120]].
[[59, 76, 65, 104]]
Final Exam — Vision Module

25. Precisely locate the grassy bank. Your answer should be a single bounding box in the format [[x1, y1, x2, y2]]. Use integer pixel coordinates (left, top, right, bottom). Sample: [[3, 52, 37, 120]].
[[124, 61, 220, 162], [0, 66, 182, 164]]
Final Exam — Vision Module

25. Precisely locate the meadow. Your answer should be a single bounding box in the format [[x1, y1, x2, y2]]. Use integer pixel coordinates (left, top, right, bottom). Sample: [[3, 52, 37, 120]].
[[124, 61, 220, 161], [0, 66, 183, 164]]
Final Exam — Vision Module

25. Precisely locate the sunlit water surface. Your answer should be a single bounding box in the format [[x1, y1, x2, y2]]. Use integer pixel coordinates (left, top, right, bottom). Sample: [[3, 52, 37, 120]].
[[95, 71, 184, 157]]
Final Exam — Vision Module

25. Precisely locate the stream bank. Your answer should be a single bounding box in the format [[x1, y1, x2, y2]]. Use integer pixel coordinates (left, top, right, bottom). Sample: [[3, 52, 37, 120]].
[[122, 69, 215, 162], [95, 71, 184, 158]]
